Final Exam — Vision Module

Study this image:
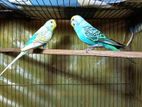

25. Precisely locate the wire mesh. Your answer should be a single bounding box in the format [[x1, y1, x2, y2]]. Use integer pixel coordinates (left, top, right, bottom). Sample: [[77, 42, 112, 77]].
[[0, 18, 142, 107], [0, 0, 142, 107], [0, 0, 142, 20]]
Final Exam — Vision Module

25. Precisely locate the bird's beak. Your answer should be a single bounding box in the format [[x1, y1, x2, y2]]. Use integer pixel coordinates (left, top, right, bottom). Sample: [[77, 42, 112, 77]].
[[71, 22, 74, 27], [52, 19, 57, 30], [71, 16, 74, 21], [71, 16, 74, 27]]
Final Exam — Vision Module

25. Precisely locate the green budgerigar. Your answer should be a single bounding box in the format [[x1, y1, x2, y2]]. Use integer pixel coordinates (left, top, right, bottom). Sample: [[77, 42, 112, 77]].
[[0, 19, 57, 76]]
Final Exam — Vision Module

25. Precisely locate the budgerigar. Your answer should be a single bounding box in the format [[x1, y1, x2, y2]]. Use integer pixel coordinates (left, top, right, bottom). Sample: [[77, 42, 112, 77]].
[[71, 15, 135, 63], [0, 19, 57, 76], [71, 15, 125, 52]]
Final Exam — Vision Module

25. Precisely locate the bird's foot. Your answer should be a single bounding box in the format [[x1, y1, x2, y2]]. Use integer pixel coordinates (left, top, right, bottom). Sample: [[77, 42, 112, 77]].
[[85, 47, 93, 53]]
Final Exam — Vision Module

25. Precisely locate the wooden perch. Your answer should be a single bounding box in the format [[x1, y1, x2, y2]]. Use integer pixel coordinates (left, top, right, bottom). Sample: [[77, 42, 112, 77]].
[[0, 48, 142, 58]]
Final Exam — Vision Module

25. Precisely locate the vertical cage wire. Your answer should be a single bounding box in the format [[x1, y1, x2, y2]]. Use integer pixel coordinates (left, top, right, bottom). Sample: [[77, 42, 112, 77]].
[[0, 0, 142, 107], [1, 19, 141, 107]]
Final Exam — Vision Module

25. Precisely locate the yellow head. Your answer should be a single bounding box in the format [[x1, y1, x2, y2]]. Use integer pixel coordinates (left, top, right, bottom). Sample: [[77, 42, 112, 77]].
[[44, 19, 57, 31]]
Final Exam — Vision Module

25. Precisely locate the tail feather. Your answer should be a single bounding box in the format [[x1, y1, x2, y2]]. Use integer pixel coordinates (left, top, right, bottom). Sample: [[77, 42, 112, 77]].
[[99, 38, 125, 49], [0, 51, 27, 77]]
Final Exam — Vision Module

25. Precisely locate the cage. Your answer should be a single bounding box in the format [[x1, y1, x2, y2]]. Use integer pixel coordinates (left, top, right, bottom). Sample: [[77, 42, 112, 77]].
[[0, 0, 142, 107]]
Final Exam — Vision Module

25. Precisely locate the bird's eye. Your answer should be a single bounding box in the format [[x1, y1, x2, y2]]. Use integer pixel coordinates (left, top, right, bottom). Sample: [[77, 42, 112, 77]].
[[51, 21, 53, 23], [72, 18, 74, 21]]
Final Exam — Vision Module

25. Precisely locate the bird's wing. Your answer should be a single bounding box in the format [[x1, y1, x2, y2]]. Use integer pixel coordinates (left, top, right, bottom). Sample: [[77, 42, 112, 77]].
[[21, 30, 52, 51], [82, 26, 106, 42], [25, 33, 37, 46], [21, 33, 42, 51], [82, 26, 124, 48], [98, 38, 125, 48]]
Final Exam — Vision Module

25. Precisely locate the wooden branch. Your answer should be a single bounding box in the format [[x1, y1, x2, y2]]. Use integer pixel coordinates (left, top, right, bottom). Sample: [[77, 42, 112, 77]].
[[0, 48, 142, 58]]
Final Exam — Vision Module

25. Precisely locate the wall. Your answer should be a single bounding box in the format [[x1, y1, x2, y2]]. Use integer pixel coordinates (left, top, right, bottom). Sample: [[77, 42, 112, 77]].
[[0, 19, 142, 107]]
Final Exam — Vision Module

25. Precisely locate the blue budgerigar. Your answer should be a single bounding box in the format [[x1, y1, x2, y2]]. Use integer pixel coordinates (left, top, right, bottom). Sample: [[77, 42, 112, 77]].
[[70, 15, 136, 64], [71, 15, 125, 52], [0, 19, 57, 76]]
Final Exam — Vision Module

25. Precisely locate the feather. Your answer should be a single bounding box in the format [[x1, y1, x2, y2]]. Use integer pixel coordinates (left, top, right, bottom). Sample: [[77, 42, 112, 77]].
[[0, 51, 27, 77], [99, 38, 125, 49], [21, 42, 43, 51]]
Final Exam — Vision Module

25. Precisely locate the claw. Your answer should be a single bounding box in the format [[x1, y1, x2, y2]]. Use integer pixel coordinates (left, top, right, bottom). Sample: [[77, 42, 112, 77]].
[[85, 44, 103, 53], [85, 47, 93, 53]]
